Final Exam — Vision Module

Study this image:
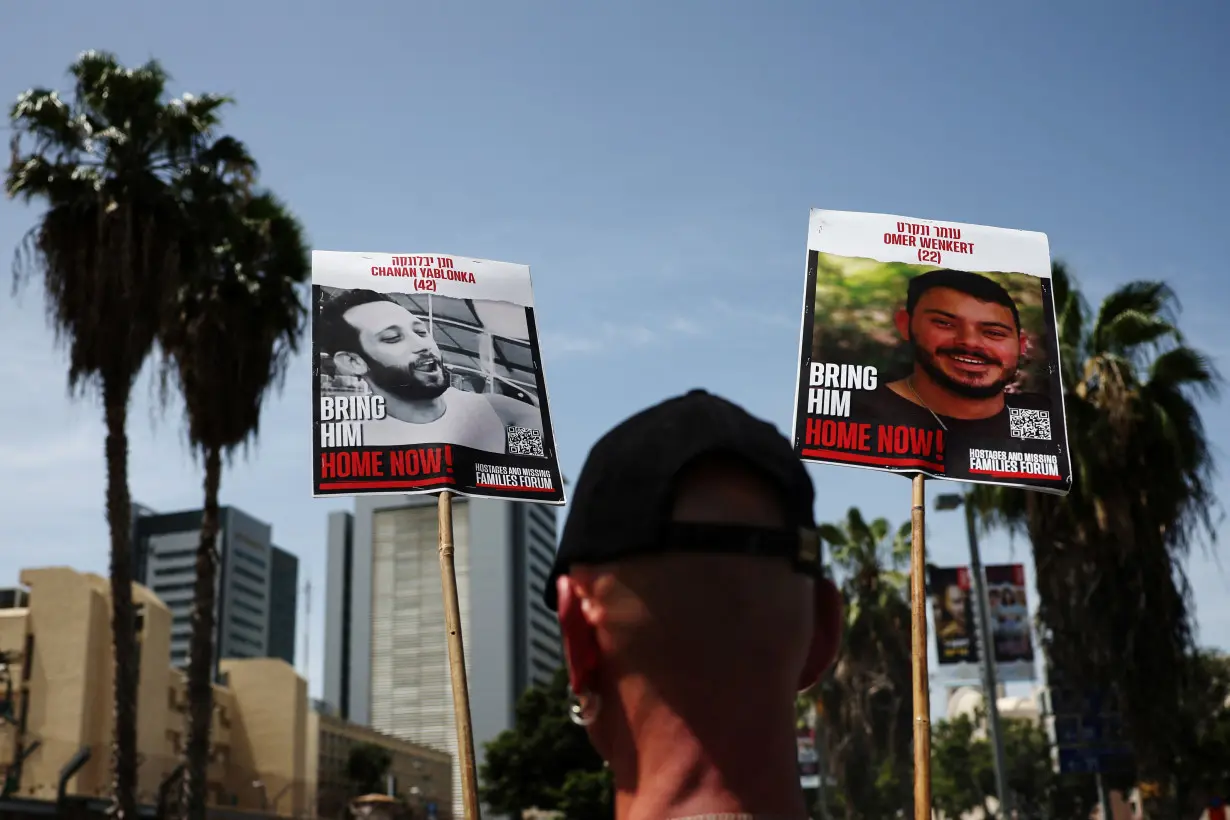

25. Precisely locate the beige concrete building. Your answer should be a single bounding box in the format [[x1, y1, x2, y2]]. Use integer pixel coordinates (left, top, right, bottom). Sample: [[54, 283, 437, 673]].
[[0, 567, 309, 816], [308, 709, 451, 820]]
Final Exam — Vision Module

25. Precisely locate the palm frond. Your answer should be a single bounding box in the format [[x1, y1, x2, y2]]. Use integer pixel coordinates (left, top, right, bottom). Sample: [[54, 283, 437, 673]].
[[1098, 308, 1177, 358], [8, 89, 86, 158], [1148, 346, 1221, 399], [1092, 281, 1178, 353], [162, 95, 238, 163], [160, 166, 309, 461]]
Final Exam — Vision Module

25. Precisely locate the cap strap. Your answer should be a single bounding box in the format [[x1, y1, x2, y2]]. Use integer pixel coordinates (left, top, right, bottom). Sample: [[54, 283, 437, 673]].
[[662, 522, 824, 577]]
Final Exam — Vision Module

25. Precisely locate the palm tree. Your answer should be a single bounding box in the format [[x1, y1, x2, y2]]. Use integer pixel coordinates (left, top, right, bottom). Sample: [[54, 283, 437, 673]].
[[972, 262, 1220, 794], [160, 146, 309, 820], [811, 508, 914, 820], [6, 51, 234, 820]]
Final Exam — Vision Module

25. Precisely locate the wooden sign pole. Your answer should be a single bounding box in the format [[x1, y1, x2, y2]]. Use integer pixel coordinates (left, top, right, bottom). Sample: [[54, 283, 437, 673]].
[[437, 490, 482, 819], [910, 474, 933, 819]]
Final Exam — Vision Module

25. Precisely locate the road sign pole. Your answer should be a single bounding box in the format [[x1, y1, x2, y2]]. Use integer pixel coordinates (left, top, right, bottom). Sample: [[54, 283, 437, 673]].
[[965, 498, 1011, 818]]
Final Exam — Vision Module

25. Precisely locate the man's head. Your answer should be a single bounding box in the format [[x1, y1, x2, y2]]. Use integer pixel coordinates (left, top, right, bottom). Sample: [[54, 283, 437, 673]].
[[895, 269, 1026, 400], [547, 390, 842, 759], [944, 584, 966, 621], [318, 289, 448, 401]]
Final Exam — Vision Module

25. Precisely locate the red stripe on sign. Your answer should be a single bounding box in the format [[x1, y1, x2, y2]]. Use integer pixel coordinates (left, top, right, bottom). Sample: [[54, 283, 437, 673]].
[[970, 469, 1063, 481], [801, 448, 944, 472], [318, 477, 456, 490], [476, 482, 557, 493]]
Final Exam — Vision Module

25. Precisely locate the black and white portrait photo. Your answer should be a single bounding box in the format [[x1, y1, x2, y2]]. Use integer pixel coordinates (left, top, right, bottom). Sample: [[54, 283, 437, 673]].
[[316, 287, 546, 457]]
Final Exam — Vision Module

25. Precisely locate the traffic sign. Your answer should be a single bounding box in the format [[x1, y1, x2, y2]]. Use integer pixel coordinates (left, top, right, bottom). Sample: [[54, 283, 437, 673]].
[[1047, 670, 1133, 775]]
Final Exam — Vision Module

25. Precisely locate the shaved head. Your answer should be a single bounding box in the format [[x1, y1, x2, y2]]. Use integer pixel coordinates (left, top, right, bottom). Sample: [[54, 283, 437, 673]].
[[557, 454, 841, 769], [566, 454, 818, 685], [551, 403, 844, 818]]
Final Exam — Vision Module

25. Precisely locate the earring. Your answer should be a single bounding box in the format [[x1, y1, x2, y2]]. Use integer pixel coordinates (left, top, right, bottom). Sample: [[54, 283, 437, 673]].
[[568, 688, 602, 727]]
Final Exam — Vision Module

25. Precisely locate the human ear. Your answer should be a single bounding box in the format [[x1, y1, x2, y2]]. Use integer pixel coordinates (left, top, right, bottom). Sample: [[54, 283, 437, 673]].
[[798, 577, 843, 690], [894, 309, 912, 342], [557, 575, 601, 695]]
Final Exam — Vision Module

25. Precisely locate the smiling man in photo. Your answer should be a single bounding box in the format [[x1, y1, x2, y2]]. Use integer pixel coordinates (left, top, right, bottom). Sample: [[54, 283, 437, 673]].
[[852, 268, 1051, 438], [318, 289, 542, 454]]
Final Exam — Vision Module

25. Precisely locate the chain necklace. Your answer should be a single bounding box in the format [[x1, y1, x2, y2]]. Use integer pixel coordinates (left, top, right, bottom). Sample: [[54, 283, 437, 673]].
[[906, 377, 949, 432]]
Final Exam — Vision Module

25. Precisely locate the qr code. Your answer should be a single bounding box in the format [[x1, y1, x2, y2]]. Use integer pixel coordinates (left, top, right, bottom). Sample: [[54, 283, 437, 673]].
[[1009, 408, 1052, 441], [507, 426, 545, 457]]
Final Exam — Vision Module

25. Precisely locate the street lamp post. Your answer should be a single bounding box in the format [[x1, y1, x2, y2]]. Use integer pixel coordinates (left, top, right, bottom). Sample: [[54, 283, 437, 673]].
[[936, 491, 1011, 819]]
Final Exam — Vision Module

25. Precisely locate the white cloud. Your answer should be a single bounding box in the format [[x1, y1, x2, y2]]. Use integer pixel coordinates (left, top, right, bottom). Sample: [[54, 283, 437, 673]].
[[665, 316, 704, 336], [540, 314, 705, 358], [704, 296, 798, 329]]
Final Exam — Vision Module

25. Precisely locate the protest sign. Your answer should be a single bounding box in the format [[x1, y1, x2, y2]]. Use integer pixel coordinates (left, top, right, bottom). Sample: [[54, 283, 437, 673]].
[[311, 251, 565, 505], [928, 565, 977, 665], [985, 563, 1036, 681], [929, 564, 1036, 683], [791, 209, 1072, 494]]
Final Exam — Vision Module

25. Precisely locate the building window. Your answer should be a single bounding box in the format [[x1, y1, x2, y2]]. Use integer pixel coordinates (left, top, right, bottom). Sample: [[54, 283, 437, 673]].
[[155, 582, 196, 594], [232, 615, 263, 633], [235, 550, 267, 570], [233, 599, 263, 617], [234, 566, 265, 586], [156, 548, 197, 562]]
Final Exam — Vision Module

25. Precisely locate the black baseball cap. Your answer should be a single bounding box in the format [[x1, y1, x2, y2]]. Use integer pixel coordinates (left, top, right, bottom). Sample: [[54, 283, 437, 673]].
[[543, 389, 821, 611]]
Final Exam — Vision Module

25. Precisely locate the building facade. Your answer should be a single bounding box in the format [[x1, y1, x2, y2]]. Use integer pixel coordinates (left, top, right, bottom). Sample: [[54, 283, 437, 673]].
[[0, 567, 310, 815], [322, 494, 562, 820], [309, 707, 452, 820], [132, 506, 299, 670]]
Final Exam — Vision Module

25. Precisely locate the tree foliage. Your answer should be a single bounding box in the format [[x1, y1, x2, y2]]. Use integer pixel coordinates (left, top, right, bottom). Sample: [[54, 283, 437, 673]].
[[1167, 650, 1230, 816], [162, 127, 308, 820], [930, 711, 1095, 819], [7, 51, 307, 820], [479, 667, 612, 819], [348, 743, 394, 796], [930, 713, 995, 818], [810, 508, 914, 820], [972, 262, 1221, 789], [5, 50, 239, 820]]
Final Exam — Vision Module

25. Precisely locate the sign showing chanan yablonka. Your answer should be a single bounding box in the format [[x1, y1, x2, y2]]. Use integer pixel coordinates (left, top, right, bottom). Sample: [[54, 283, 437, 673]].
[[311, 251, 565, 504], [791, 209, 1072, 494]]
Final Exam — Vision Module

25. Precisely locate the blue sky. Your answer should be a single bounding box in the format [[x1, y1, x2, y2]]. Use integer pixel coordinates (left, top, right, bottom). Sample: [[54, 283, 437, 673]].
[[2, 0, 1227, 718]]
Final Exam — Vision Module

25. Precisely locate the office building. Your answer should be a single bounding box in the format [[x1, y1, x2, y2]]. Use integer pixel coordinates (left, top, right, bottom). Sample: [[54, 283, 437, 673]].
[[132, 505, 299, 670], [323, 494, 562, 819], [0, 566, 310, 815]]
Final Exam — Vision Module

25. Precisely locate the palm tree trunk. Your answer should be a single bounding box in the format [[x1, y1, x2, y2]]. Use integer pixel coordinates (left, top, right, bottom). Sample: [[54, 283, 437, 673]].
[[181, 445, 223, 820], [104, 376, 139, 820]]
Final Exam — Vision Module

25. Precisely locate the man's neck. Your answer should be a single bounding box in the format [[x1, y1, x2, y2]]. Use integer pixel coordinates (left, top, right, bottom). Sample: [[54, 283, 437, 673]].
[[890, 368, 1005, 420], [377, 387, 448, 424], [608, 686, 808, 820]]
